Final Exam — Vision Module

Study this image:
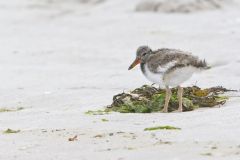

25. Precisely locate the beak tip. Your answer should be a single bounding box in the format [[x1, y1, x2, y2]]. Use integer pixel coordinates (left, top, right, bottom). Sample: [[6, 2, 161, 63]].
[[128, 58, 140, 71]]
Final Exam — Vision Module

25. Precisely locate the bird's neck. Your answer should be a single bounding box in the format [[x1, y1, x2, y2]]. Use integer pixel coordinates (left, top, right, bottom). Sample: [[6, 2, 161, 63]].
[[140, 62, 146, 74], [140, 54, 152, 74]]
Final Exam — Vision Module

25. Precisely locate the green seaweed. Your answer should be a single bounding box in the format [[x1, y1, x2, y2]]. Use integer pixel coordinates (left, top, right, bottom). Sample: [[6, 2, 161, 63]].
[[101, 118, 109, 122], [144, 125, 181, 131], [104, 85, 231, 113], [85, 110, 110, 115], [201, 152, 213, 156], [0, 107, 24, 113], [3, 129, 21, 134]]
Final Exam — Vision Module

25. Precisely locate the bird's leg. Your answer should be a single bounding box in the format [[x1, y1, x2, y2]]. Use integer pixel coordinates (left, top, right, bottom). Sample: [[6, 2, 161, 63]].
[[177, 86, 183, 112], [162, 86, 171, 113]]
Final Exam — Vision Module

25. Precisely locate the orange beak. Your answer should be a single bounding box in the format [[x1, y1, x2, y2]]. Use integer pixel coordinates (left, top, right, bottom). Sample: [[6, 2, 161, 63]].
[[128, 58, 141, 70]]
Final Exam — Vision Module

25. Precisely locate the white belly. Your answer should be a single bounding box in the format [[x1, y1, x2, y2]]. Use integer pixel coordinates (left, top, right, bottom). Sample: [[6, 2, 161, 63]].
[[143, 65, 197, 88], [163, 66, 197, 87], [143, 65, 164, 85]]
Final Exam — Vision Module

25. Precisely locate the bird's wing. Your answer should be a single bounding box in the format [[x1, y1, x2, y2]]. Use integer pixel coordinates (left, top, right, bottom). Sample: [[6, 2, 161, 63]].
[[147, 49, 192, 73]]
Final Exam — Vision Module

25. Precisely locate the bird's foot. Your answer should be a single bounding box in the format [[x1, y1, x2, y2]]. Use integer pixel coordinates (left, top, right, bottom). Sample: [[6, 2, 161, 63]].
[[161, 108, 168, 113], [178, 108, 183, 112]]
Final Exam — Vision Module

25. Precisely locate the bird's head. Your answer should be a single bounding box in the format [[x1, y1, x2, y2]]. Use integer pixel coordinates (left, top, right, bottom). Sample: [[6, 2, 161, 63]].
[[128, 46, 152, 70]]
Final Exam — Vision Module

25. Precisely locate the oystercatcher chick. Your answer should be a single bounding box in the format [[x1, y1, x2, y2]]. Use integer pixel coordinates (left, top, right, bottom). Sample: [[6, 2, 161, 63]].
[[128, 46, 209, 113]]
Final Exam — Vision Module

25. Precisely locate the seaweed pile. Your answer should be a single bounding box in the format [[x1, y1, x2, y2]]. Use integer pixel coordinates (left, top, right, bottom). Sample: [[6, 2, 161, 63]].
[[105, 85, 231, 113]]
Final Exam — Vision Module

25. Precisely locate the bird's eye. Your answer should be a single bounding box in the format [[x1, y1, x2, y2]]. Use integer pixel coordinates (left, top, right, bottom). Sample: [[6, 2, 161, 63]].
[[142, 53, 147, 56]]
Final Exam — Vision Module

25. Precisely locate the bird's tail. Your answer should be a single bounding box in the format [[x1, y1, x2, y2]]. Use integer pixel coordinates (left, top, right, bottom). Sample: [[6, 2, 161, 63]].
[[196, 59, 211, 70]]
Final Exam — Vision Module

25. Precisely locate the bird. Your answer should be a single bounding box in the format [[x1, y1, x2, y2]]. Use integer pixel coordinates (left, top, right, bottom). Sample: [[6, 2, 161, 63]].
[[128, 46, 209, 113]]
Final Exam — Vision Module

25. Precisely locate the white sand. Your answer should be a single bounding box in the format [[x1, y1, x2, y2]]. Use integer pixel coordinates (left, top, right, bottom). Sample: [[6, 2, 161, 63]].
[[0, 0, 240, 159]]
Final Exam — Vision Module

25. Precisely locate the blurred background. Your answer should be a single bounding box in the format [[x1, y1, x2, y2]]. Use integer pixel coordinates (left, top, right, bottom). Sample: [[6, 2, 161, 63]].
[[0, 0, 240, 111]]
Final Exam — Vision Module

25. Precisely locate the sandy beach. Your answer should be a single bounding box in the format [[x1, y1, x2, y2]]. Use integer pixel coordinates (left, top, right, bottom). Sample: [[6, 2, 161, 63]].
[[1, 0, 240, 159]]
